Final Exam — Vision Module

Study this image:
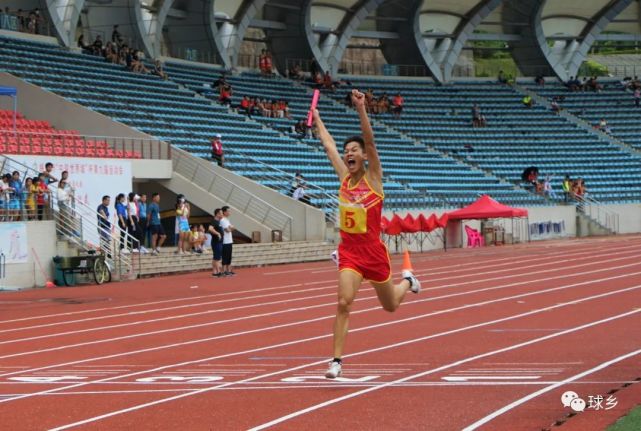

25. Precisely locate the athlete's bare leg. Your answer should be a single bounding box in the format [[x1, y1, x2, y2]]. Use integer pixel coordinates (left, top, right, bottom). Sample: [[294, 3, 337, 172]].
[[332, 270, 362, 359], [370, 278, 412, 312]]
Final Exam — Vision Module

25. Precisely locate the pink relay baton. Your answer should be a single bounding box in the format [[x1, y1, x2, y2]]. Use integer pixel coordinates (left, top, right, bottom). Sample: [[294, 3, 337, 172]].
[[306, 89, 320, 127]]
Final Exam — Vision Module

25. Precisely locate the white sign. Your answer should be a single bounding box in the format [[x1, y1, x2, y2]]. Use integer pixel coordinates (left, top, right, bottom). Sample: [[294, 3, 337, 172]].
[[11, 155, 132, 216], [0, 222, 28, 263]]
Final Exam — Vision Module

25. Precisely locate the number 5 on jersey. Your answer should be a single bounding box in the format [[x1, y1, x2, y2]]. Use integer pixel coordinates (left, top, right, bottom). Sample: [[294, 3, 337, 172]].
[[339, 204, 367, 234]]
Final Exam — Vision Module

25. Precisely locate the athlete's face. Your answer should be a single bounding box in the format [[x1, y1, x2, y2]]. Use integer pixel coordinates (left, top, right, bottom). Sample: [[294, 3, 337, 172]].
[[343, 141, 366, 174]]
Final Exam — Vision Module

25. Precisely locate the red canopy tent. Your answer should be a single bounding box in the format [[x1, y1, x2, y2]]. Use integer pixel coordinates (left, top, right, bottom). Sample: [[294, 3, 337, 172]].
[[445, 195, 529, 248]]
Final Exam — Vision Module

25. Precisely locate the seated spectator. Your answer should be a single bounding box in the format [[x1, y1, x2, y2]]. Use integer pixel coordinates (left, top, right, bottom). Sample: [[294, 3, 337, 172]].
[[599, 118, 610, 133], [289, 64, 304, 80], [279, 100, 291, 119], [219, 84, 233, 106], [634, 88, 640, 107], [587, 76, 602, 92], [132, 50, 149, 73], [152, 59, 168, 80], [77, 34, 90, 53], [391, 93, 404, 118], [293, 120, 312, 139], [189, 225, 205, 253], [212, 73, 227, 90], [534, 74, 545, 86], [259, 50, 273, 76], [377, 93, 390, 114], [522, 95, 533, 108], [312, 71, 323, 88], [271, 100, 282, 118], [498, 70, 508, 84], [365, 89, 376, 113], [471, 104, 486, 127], [239, 96, 255, 117], [211, 134, 225, 167], [104, 42, 118, 64], [292, 181, 311, 205], [257, 99, 271, 117], [322, 71, 335, 91], [92, 35, 103, 56], [551, 99, 560, 113]]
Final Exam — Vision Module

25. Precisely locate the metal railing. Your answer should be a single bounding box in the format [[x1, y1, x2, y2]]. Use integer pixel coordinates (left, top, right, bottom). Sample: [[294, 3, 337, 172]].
[[0, 130, 171, 160], [0, 252, 5, 280], [171, 148, 294, 240], [0, 12, 53, 37], [225, 148, 338, 223], [0, 154, 140, 280], [161, 46, 221, 65], [574, 194, 620, 234]]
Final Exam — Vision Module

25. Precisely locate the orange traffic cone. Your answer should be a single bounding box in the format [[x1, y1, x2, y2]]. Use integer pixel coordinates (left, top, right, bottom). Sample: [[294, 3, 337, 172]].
[[402, 250, 413, 272]]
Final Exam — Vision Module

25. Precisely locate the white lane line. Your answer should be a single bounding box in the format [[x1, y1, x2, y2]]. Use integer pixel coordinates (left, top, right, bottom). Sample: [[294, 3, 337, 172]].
[[246, 308, 641, 431], [2, 259, 641, 384], [3, 267, 640, 405], [462, 348, 641, 430], [1, 239, 635, 328], [4, 250, 640, 358]]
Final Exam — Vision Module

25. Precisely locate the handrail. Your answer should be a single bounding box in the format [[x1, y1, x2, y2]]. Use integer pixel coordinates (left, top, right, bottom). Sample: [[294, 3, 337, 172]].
[[224, 148, 339, 223], [0, 154, 140, 279], [171, 148, 294, 240], [574, 194, 620, 234], [0, 252, 5, 279], [0, 130, 171, 160]]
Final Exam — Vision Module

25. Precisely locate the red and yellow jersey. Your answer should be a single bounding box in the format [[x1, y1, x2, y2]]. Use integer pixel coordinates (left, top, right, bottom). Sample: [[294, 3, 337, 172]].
[[338, 174, 383, 245]]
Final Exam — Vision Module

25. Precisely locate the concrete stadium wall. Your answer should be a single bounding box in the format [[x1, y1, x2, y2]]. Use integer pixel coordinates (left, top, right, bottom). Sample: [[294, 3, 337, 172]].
[[604, 203, 641, 234], [0, 221, 56, 290]]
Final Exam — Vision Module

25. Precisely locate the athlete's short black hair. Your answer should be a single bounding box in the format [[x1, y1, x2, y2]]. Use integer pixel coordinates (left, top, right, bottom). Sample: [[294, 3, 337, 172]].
[[343, 136, 365, 151]]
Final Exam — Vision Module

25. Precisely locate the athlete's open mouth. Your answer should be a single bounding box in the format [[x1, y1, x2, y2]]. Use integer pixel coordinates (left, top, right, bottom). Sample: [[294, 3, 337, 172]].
[[347, 158, 356, 166]]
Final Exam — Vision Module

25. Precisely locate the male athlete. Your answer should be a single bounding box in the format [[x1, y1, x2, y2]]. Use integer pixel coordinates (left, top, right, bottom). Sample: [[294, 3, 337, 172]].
[[312, 90, 421, 379]]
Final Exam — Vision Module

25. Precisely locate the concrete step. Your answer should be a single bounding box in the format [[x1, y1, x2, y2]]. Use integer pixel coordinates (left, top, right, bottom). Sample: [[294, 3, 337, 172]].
[[136, 241, 336, 276]]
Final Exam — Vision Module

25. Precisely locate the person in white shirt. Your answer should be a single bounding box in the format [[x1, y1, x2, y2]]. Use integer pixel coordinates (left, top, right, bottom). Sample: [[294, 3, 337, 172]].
[[219, 205, 236, 276], [57, 180, 71, 229]]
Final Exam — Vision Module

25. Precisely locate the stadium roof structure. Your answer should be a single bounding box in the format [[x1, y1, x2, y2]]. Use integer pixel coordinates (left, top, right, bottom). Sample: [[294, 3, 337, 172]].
[[40, 0, 641, 81]]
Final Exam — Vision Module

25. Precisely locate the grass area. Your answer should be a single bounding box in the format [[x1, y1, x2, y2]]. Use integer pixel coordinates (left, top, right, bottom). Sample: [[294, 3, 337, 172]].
[[474, 58, 519, 78], [607, 405, 641, 431]]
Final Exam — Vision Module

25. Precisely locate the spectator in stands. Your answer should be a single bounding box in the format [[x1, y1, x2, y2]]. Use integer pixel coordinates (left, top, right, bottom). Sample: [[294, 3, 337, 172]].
[[77, 34, 90, 53], [219, 83, 233, 106], [471, 104, 486, 128], [312, 71, 323, 89], [148, 192, 166, 255], [211, 134, 225, 167], [104, 42, 118, 64], [289, 64, 304, 80], [522, 95, 533, 108], [543, 175, 556, 199], [534, 74, 545, 86], [0, 174, 15, 221], [115, 193, 130, 254], [551, 98, 561, 113], [220, 206, 235, 276], [57, 180, 72, 230], [42, 162, 58, 185], [111, 25, 123, 46], [293, 181, 311, 205], [259, 50, 270, 76], [10, 171, 23, 220], [34, 176, 47, 220], [239, 96, 254, 117], [97, 195, 111, 256], [118, 45, 129, 66], [212, 73, 227, 90], [257, 99, 271, 117], [293, 120, 312, 139], [189, 225, 205, 254], [498, 70, 508, 84], [392, 93, 404, 119], [24, 177, 35, 220], [127, 192, 143, 253], [587, 76, 603, 92], [599, 118, 610, 134], [280, 100, 291, 119], [634, 88, 640, 108], [138, 194, 148, 249], [132, 50, 149, 74], [322, 71, 335, 91], [562, 175, 572, 203], [565, 76, 580, 92], [152, 59, 168, 80], [92, 35, 103, 56], [365, 89, 376, 113], [208, 208, 224, 277], [175, 197, 190, 255], [289, 172, 304, 196], [377, 93, 390, 115]]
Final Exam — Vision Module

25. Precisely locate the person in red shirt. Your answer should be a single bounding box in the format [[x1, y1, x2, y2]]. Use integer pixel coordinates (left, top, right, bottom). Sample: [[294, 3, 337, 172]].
[[219, 84, 232, 106], [211, 134, 225, 168], [240, 96, 253, 117], [392, 92, 404, 118], [313, 90, 421, 379]]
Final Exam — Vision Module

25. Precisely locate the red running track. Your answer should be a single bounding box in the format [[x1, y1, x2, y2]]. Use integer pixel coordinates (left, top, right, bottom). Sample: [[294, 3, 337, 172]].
[[1, 236, 641, 430]]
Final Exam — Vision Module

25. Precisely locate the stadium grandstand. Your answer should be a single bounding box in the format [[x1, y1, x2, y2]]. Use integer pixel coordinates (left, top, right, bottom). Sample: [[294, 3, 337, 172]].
[[1, 1, 641, 429]]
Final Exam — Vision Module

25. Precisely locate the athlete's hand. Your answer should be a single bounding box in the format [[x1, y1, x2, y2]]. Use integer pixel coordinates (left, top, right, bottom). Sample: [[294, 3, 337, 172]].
[[312, 108, 321, 123], [351, 90, 365, 109]]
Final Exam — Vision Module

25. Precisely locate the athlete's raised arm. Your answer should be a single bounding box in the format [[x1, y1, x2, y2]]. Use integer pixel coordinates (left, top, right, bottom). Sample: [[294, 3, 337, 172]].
[[351, 90, 382, 184], [313, 108, 348, 180]]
